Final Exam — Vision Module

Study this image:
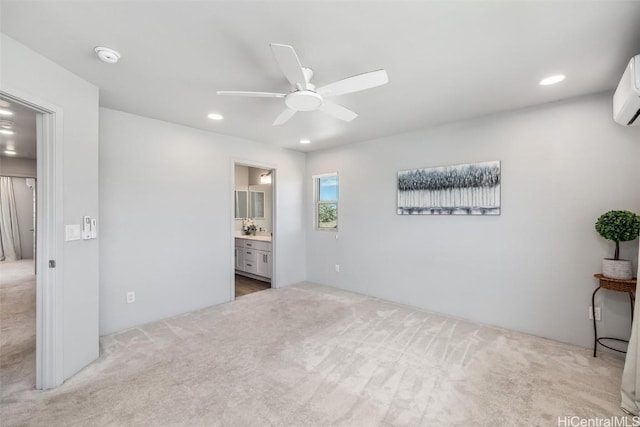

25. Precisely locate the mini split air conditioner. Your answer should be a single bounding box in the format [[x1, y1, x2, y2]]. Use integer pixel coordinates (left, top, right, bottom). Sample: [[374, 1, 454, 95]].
[[613, 54, 640, 126]]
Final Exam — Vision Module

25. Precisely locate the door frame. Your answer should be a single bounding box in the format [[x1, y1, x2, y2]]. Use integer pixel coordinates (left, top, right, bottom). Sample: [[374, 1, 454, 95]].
[[230, 159, 277, 300], [1, 89, 64, 389]]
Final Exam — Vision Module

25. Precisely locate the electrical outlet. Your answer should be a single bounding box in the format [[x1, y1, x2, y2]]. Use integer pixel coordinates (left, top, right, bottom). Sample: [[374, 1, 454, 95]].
[[335, 264, 340, 273], [588, 306, 601, 321], [127, 291, 136, 304]]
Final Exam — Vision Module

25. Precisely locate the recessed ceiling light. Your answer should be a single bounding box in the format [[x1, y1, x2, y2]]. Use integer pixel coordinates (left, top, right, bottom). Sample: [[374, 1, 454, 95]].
[[0, 109, 13, 116], [94, 46, 121, 64], [539, 74, 566, 86], [4, 150, 16, 156], [207, 113, 223, 121], [0, 129, 15, 135], [299, 139, 311, 144]]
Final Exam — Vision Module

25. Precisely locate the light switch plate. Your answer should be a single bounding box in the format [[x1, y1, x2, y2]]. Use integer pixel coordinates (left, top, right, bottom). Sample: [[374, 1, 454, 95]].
[[65, 224, 81, 241], [82, 216, 92, 240]]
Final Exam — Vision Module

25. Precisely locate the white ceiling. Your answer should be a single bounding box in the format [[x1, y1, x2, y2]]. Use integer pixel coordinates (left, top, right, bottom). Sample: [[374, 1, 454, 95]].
[[2, 1, 639, 152], [0, 97, 37, 160]]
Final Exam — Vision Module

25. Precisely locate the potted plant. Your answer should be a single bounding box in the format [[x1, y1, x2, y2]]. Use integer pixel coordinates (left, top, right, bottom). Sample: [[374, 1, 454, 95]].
[[595, 210, 640, 279], [242, 218, 257, 235]]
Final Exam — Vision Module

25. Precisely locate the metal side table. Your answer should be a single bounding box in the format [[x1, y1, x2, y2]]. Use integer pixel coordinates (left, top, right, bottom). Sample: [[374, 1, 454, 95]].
[[592, 273, 637, 357]]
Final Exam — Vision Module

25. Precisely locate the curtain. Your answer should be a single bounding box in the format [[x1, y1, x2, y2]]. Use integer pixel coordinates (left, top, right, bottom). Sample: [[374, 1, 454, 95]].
[[0, 176, 22, 261], [621, 240, 640, 414]]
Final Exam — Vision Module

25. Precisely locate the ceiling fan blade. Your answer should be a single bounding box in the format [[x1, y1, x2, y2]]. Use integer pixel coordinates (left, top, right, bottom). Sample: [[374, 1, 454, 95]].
[[217, 91, 286, 98], [319, 101, 358, 122], [273, 108, 296, 126], [317, 69, 389, 97], [270, 44, 308, 90]]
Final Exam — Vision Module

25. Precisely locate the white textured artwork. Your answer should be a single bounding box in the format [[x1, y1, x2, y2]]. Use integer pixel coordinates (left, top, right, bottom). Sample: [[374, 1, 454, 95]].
[[397, 161, 501, 215]]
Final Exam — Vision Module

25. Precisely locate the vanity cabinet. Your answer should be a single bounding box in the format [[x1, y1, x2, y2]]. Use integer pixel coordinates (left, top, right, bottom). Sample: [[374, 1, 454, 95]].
[[235, 247, 244, 270], [235, 238, 272, 281], [256, 251, 271, 277]]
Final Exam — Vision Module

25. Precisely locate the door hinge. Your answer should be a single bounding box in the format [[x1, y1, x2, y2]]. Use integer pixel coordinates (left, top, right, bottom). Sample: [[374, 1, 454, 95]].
[[49, 260, 56, 268]]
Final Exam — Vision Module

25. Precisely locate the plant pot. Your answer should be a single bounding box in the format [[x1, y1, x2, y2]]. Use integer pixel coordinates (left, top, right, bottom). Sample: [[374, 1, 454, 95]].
[[602, 259, 634, 280]]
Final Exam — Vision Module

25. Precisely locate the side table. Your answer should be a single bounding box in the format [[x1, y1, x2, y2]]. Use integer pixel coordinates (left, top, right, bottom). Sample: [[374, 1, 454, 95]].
[[592, 273, 637, 357]]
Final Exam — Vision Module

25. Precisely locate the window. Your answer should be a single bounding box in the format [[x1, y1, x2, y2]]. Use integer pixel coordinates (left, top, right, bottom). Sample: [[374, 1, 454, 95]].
[[314, 173, 338, 230]]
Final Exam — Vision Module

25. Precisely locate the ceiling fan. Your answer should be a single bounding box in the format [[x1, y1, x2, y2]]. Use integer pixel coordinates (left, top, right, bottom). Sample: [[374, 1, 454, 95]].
[[217, 44, 389, 126]]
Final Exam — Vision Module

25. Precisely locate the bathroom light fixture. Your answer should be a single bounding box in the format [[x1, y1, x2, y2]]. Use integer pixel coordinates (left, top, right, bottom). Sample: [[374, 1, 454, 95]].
[[0, 129, 15, 135], [207, 113, 223, 120], [260, 172, 272, 184], [0, 109, 13, 116], [94, 46, 121, 64], [4, 150, 16, 156], [299, 139, 311, 144], [539, 74, 566, 86]]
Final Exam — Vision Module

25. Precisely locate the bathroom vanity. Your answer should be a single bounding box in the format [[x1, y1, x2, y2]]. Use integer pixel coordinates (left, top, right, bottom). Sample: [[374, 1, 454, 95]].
[[235, 235, 272, 282]]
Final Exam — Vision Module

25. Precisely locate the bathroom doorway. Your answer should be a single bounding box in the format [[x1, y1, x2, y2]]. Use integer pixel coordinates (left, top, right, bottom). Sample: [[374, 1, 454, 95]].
[[0, 96, 38, 396], [233, 163, 275, 298]]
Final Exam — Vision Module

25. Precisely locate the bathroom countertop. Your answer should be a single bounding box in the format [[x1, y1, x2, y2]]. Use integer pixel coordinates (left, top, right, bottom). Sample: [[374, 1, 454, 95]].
[[235, 233, 272, 242]]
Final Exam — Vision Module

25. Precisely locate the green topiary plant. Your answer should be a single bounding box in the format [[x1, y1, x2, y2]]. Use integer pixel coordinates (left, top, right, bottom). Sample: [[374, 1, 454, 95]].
[[595, 210, 640, 260]]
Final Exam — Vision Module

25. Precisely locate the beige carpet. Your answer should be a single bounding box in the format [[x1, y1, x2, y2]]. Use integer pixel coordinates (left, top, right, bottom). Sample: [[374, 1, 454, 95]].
[[0, 282, 630, 426], [0, 259, 36, 401]]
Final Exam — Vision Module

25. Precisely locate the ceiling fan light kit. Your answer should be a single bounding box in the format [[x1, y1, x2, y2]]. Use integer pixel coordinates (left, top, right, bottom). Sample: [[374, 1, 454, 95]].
[[217, 44, 388, 126], [285, 91, 323, 111]]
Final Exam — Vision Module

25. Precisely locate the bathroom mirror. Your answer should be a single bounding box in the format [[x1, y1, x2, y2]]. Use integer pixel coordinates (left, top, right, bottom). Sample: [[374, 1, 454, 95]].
[[234, 190, 248, 219], [250, 191, 265, 218]]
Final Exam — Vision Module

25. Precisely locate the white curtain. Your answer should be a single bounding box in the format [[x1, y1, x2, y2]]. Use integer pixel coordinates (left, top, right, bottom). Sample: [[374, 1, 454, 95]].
[[0, 176, 22, 261], [621, 240, 640, 414]]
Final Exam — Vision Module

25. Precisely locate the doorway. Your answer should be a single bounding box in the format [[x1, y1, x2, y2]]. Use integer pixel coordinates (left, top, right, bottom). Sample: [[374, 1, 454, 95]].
[[0, 97, 38, 396], [233, 163, 275, 298]]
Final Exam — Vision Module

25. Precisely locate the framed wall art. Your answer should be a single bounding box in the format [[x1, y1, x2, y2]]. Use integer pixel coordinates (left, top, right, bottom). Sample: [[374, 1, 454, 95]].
[[397, 160, 501, 215]]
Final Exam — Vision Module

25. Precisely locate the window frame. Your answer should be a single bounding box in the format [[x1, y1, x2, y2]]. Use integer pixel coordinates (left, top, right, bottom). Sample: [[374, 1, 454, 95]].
[[313, 172, 339, 231]]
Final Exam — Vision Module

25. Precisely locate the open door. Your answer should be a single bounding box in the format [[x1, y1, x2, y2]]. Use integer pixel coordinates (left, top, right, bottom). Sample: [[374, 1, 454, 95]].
[[1, 90, 99, 390]]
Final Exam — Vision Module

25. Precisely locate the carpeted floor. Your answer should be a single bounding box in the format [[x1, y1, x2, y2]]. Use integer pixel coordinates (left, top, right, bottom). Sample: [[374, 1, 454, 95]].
[[0, 282, 630, 426], [0, 259, 36, 401]]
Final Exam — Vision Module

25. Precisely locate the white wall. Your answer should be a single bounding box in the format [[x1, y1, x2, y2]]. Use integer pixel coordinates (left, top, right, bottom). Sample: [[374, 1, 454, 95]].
[[235, 165, 249, 188], [1, 34, 100, 380], [0, 156, 36, 177], [306, 92, 640, 348], [99, 108, 306, 335]]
